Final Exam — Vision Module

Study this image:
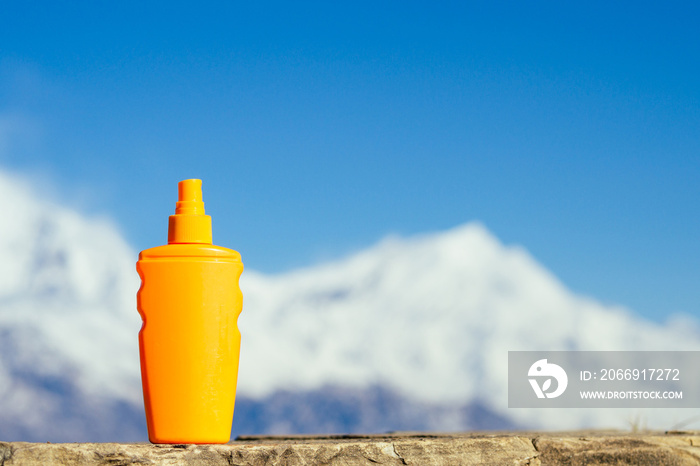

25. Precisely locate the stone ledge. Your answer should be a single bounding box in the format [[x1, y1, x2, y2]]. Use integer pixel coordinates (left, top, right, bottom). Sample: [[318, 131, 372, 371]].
[[2, 431, 700, 465]]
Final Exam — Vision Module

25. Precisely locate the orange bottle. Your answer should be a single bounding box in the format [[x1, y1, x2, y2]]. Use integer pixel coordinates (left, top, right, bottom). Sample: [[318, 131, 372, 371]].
[[136, 179, 244, 444]]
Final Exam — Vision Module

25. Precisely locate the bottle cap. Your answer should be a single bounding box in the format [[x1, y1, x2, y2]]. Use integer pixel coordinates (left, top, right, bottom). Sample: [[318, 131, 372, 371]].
[[167, 179, 213, 244]]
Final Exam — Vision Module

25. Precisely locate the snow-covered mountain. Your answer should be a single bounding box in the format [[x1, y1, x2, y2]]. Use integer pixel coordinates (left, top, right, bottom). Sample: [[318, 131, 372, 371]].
[[237, 222, 700, 433], [0, 169, 698, 442]]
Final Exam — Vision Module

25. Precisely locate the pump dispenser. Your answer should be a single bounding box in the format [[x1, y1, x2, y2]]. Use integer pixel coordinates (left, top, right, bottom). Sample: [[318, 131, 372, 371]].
[[168, 179, 212, 244], [137, 179, 244, 444]]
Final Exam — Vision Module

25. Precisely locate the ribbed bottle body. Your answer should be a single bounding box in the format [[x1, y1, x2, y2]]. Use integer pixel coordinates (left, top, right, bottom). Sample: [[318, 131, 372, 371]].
[[137, 244, 243, 444]]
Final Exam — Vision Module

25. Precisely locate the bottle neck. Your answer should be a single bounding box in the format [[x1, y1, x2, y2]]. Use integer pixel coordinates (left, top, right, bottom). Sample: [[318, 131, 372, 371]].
[[168, 214, 212, 244]]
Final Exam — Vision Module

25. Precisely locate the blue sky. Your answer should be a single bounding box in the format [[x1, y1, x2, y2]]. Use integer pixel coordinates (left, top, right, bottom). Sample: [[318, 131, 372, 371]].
[[1, 1, 699, 321]]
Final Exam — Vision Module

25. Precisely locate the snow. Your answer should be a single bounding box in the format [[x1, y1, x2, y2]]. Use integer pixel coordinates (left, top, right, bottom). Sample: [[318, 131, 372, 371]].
[[0, 168, 698, 434]]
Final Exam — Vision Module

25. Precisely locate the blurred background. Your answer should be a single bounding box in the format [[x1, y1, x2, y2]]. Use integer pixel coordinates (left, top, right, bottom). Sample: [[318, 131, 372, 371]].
[[0, 1, 699, 441]]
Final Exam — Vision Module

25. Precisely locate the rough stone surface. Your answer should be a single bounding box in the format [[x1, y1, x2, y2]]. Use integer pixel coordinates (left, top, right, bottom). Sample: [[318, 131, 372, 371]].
[[2, 431, 700, 465]]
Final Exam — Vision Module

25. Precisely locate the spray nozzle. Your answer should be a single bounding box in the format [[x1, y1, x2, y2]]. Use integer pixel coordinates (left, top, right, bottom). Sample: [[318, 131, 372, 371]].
[[176, 179, 206, 215], [168, 179, 213, 244]]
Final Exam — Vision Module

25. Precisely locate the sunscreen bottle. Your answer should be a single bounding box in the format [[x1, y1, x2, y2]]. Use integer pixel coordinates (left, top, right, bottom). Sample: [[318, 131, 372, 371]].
[[136, 179, 244, 444]]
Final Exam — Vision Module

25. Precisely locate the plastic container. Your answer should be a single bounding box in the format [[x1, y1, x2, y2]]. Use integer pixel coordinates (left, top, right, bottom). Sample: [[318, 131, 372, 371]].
[[136, 179, 244, 444]]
